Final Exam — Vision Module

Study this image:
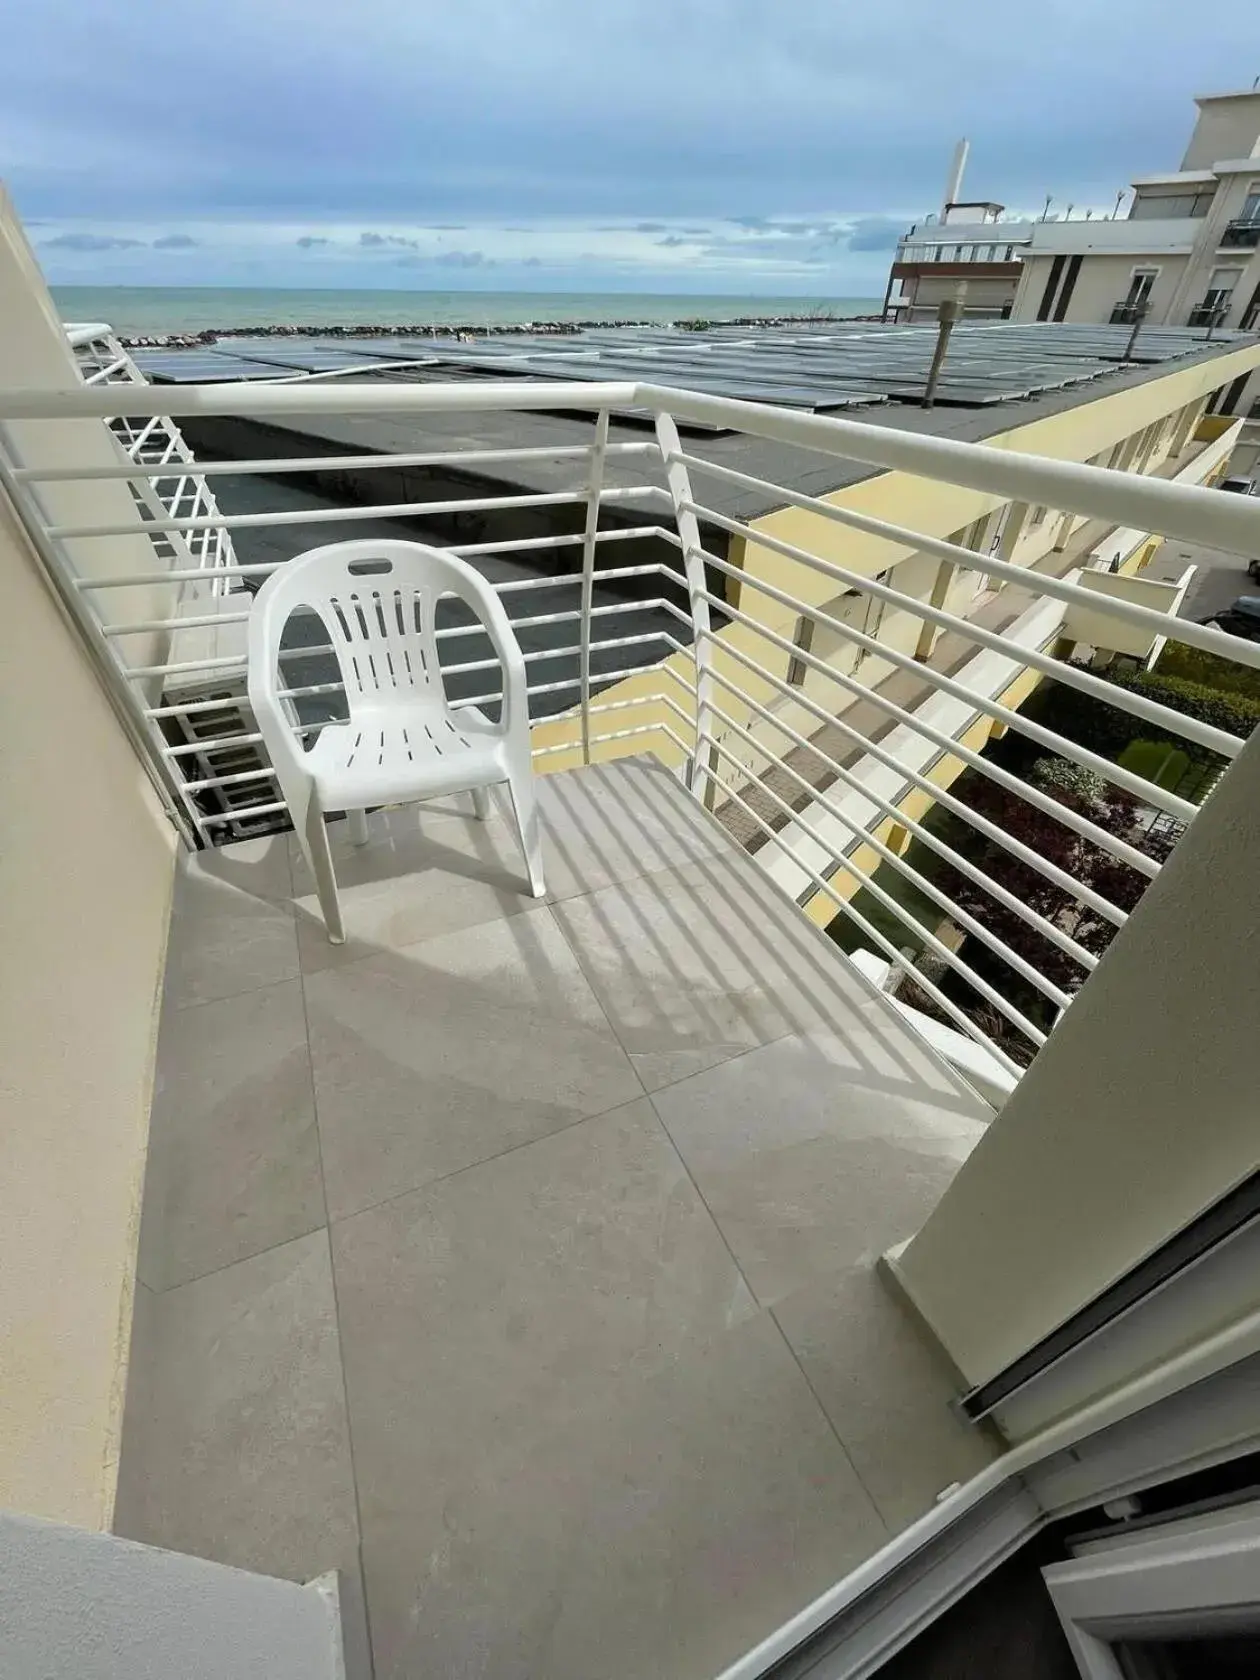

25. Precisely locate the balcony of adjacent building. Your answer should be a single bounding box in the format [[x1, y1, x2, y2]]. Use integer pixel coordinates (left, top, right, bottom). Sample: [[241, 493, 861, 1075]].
[[1188, 300, 1231, 330], [7, 242, 1260, 1676], [1219, 216, 1260, 250]]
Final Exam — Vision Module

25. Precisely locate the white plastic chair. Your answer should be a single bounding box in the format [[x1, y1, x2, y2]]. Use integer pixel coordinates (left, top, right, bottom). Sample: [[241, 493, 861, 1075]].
[[247, 538, 545, 943]]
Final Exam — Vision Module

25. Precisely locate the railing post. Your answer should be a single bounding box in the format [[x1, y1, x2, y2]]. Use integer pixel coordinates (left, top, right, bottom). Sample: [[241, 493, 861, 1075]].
[[578, 409, 610, 765], [654, 408, 715, 806]]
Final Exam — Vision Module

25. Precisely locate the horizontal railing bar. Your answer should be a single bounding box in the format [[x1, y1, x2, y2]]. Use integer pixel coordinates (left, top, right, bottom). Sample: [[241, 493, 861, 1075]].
[[706, 698, 1075, 1011], [198, 800, 289, 828], [633, 381, 1260, 561], [672, 451, 1260, 665], [76, 535, 675, 591], [532, 721, 690, 760], [701, 727, 1047, 1045], [183, 766, 275, 793], [697, 546, 1202, 822], [14, 440, 658, 483], [692, 510, 1247, 762], [128, 623, 676, 684], [104, 590, 685, 642], [706, 622, 1138, 919], [12, 372, 1260, 557], [700, 758, 1026, 1077], [48, 483, 667, 540], [703, 667, 1097, 974], [0, 379, 644, 421], [163, 732, 264, 759], [699, 585, 1164, 876]]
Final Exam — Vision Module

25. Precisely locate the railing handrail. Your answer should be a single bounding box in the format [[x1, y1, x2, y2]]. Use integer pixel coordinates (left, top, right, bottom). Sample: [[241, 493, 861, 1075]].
[[5, 376, 1260, 560], [7, 362, 1260, 1086]]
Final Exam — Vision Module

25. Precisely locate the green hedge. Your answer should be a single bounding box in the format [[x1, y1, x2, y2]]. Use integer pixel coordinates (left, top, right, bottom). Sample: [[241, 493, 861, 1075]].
[[1024, 664, 1260, 764], [1156, 642, 1260, 702]]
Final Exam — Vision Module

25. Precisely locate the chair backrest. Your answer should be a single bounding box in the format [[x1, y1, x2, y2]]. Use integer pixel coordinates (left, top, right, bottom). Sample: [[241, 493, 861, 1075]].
[[249, 539, 511, 720]]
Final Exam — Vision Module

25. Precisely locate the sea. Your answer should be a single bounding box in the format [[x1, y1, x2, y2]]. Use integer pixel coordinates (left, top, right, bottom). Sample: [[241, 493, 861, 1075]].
[[50, 285, 883, 338]]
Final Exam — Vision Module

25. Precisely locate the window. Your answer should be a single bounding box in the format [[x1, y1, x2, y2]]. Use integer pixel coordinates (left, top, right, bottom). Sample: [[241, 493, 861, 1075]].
[[1204, 267, 1244, 309], [1131, 189, 1216, 218], [1029, 504, 1047, 527], [1241, 181, 1260, 224], [1125, 267, 1159, 306], [786, 616, 814, 686]]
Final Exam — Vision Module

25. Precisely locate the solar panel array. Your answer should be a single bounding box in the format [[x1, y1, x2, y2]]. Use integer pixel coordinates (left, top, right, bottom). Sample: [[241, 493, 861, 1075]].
[[134, 320, 1246, 411]]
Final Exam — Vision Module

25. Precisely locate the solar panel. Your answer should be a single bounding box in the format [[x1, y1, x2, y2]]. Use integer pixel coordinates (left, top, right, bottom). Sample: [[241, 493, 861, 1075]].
[[130, 351, 292, 383], [131, 321, 1246, 407]]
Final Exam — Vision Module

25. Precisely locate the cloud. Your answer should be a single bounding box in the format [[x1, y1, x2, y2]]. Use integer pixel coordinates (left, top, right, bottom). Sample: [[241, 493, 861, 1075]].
[[656, 233, 690, 247], [41, 232, 146, 251], [845, 216, 906, 252], [152, 233, 198, 249], [360, 230, 420, 249], [295, 234, 330, 248], [433, 249, 493, 268], [14, 0, 1256, 291]]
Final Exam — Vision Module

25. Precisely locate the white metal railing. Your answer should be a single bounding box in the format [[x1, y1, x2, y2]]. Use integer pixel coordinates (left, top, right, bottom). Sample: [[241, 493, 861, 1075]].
[[65, 323, 239, 595], [3, 371, 1259, 1090]]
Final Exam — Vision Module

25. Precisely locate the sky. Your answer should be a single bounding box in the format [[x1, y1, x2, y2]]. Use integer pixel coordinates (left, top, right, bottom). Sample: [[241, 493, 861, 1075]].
[[4, 0, 1259, 295]]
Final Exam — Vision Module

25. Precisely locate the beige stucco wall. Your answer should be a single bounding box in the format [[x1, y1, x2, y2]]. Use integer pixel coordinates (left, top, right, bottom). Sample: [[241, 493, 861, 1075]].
[[0, 489, 177, 1531], [891, 722, 1260, 1390]]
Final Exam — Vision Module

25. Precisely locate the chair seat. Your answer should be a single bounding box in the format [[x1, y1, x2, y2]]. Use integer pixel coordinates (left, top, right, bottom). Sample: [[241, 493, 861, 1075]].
[[306, 702, 510, 809]]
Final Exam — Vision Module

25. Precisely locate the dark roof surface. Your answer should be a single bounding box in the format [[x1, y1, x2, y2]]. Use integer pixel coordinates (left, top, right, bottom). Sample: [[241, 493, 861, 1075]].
[[152, 321, 1259, 523]]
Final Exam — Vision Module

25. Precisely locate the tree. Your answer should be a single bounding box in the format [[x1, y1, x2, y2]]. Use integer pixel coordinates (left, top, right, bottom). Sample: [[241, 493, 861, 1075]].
[[928, 755, 1176, 1031]]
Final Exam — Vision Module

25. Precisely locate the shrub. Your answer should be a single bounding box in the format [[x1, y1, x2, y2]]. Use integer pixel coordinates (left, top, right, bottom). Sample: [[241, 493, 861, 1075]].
[[1156, 641, 1260, 702], [1022, 664, 1260, 766]]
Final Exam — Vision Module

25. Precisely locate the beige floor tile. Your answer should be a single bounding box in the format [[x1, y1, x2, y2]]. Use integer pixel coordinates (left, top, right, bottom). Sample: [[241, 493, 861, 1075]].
[[306, 906, 642, 1219], [331, 1103, 883, 1680], [652, 1031, 987, 1305], [138, 978, 324, 1291], [773, 1260, 1000, 1533], [112, 1231, 358, 1584], [537, 756, 734, 901], [164, 846, 299, 1008], [291, 797, 542, 975], [551, 848, 879, 1090]]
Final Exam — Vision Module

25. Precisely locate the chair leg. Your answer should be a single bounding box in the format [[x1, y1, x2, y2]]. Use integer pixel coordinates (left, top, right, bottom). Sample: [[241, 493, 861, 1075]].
[[471, 784, 492, 822], [301, 800, 346, 944], [347, 807, 371, 846], [507, 769, 546, 898]]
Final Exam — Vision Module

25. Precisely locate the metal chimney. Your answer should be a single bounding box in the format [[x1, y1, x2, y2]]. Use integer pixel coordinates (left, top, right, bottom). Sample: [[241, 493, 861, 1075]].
[[942, 139, 970, 218]]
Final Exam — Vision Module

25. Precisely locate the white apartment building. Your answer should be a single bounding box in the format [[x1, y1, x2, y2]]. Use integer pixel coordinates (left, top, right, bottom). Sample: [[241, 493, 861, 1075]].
[[887, 90, 1260, 421]]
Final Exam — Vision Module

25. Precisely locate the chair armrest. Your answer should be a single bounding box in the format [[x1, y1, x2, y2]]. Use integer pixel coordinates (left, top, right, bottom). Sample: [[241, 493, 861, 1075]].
[[451, 575, 529, 743]]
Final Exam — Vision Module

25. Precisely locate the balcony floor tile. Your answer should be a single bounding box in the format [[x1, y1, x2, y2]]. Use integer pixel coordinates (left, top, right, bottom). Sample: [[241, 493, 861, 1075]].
[[773, 1259, 1000, 1532], [305, 905, 643, 1221], [137, 976, 324, 1292], [651, 1030, 988, 1307], [331, 1104, 883, 1679], [113, 1230, 359, 1585], [551, 847, 884, 1091], [290, 794, 545, 977], [164, 838, 299, 1009]]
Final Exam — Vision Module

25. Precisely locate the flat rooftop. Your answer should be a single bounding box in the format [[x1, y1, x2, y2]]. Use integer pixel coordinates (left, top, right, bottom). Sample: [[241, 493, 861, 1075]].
[[161, 322, 1259, 524]]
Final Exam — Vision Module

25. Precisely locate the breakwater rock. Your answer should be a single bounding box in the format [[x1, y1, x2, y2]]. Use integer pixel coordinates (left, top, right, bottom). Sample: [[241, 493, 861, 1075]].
[[119, 314, 880, 349]]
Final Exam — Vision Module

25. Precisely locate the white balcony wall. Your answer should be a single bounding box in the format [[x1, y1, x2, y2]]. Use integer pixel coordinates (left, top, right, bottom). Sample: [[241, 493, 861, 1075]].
[[1064, 568, 1189, 658], [0, 485, 177, 1530], [1027, 219, 1199, 255]]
